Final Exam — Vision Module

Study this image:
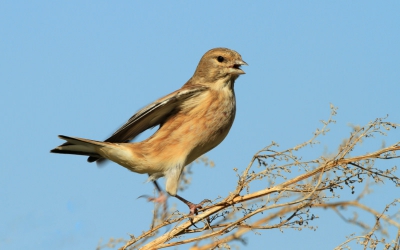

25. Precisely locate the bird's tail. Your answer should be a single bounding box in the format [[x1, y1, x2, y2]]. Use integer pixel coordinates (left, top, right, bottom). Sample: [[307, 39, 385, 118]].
[[50, 135, 108, 160]]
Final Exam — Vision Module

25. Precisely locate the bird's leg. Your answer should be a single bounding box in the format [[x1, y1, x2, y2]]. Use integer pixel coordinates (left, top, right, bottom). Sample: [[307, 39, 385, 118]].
[[140, 181, 210, 218], [174, 195, 211, 216]]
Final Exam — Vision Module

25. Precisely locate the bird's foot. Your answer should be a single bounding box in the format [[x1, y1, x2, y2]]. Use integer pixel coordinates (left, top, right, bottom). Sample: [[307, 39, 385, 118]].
[[185, 199, 211, 216], [138, 192, 168, 214], [138, 192, 168, 204], [174, 196, 211, 227], [175, 195, 211, 215]]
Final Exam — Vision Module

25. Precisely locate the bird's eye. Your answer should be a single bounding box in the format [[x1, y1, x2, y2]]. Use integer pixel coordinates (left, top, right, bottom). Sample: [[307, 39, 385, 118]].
[[217, 56, 224, 62]]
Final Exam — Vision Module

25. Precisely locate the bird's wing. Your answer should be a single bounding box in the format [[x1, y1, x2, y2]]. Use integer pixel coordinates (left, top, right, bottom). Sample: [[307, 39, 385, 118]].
[[105, 85, 207, 143], [86, 84, 208, 162]]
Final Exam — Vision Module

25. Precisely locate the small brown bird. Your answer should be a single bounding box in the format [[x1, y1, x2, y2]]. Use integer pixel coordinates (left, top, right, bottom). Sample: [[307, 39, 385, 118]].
[[51, 48, 247, 214]]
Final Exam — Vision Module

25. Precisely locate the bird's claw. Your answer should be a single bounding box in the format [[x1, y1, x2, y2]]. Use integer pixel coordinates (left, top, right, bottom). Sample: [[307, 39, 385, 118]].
[[138, 192, 168, 219], [138, 193, 168, 204], [187, 199, 211, 216], [185, 199, 211, 228]]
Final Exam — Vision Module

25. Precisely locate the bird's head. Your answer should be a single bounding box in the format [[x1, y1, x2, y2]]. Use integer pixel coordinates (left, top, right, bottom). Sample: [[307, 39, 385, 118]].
[[192, 48, 247, 84]]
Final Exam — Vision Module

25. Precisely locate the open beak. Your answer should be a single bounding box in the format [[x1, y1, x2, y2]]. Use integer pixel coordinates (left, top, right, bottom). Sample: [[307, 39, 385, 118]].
[[231, 59, 248, 74]]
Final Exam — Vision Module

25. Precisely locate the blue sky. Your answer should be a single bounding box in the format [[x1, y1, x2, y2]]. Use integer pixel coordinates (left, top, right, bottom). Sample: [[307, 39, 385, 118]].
[[1, 1, 399, 249]]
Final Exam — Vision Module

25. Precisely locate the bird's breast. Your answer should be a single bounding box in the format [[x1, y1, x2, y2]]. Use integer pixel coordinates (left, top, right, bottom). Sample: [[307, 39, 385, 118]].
[[183, 87, 236, 164], [139, 86, 236, 168]]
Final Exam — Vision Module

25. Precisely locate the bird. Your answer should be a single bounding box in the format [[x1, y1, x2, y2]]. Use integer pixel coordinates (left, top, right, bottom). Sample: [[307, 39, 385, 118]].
[[51, 47, 247, 215]]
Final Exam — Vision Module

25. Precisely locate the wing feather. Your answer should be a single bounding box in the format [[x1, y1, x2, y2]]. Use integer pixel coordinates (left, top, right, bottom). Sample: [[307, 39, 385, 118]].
[[87, 85, 208, 162], [105, 85, 207, 142]]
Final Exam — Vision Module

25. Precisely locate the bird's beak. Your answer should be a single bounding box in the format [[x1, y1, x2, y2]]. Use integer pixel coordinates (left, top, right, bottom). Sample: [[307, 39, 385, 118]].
[[231, 59, 248, 75]]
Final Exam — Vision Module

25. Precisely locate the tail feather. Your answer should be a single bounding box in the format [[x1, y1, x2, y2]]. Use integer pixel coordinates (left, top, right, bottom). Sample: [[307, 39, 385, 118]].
[[50, 148, 100, 157], [50, 135, 107, 159]]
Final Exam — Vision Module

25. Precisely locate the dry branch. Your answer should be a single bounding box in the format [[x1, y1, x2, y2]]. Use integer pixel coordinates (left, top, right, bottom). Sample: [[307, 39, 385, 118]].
[[111, 106, 400, 250]]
